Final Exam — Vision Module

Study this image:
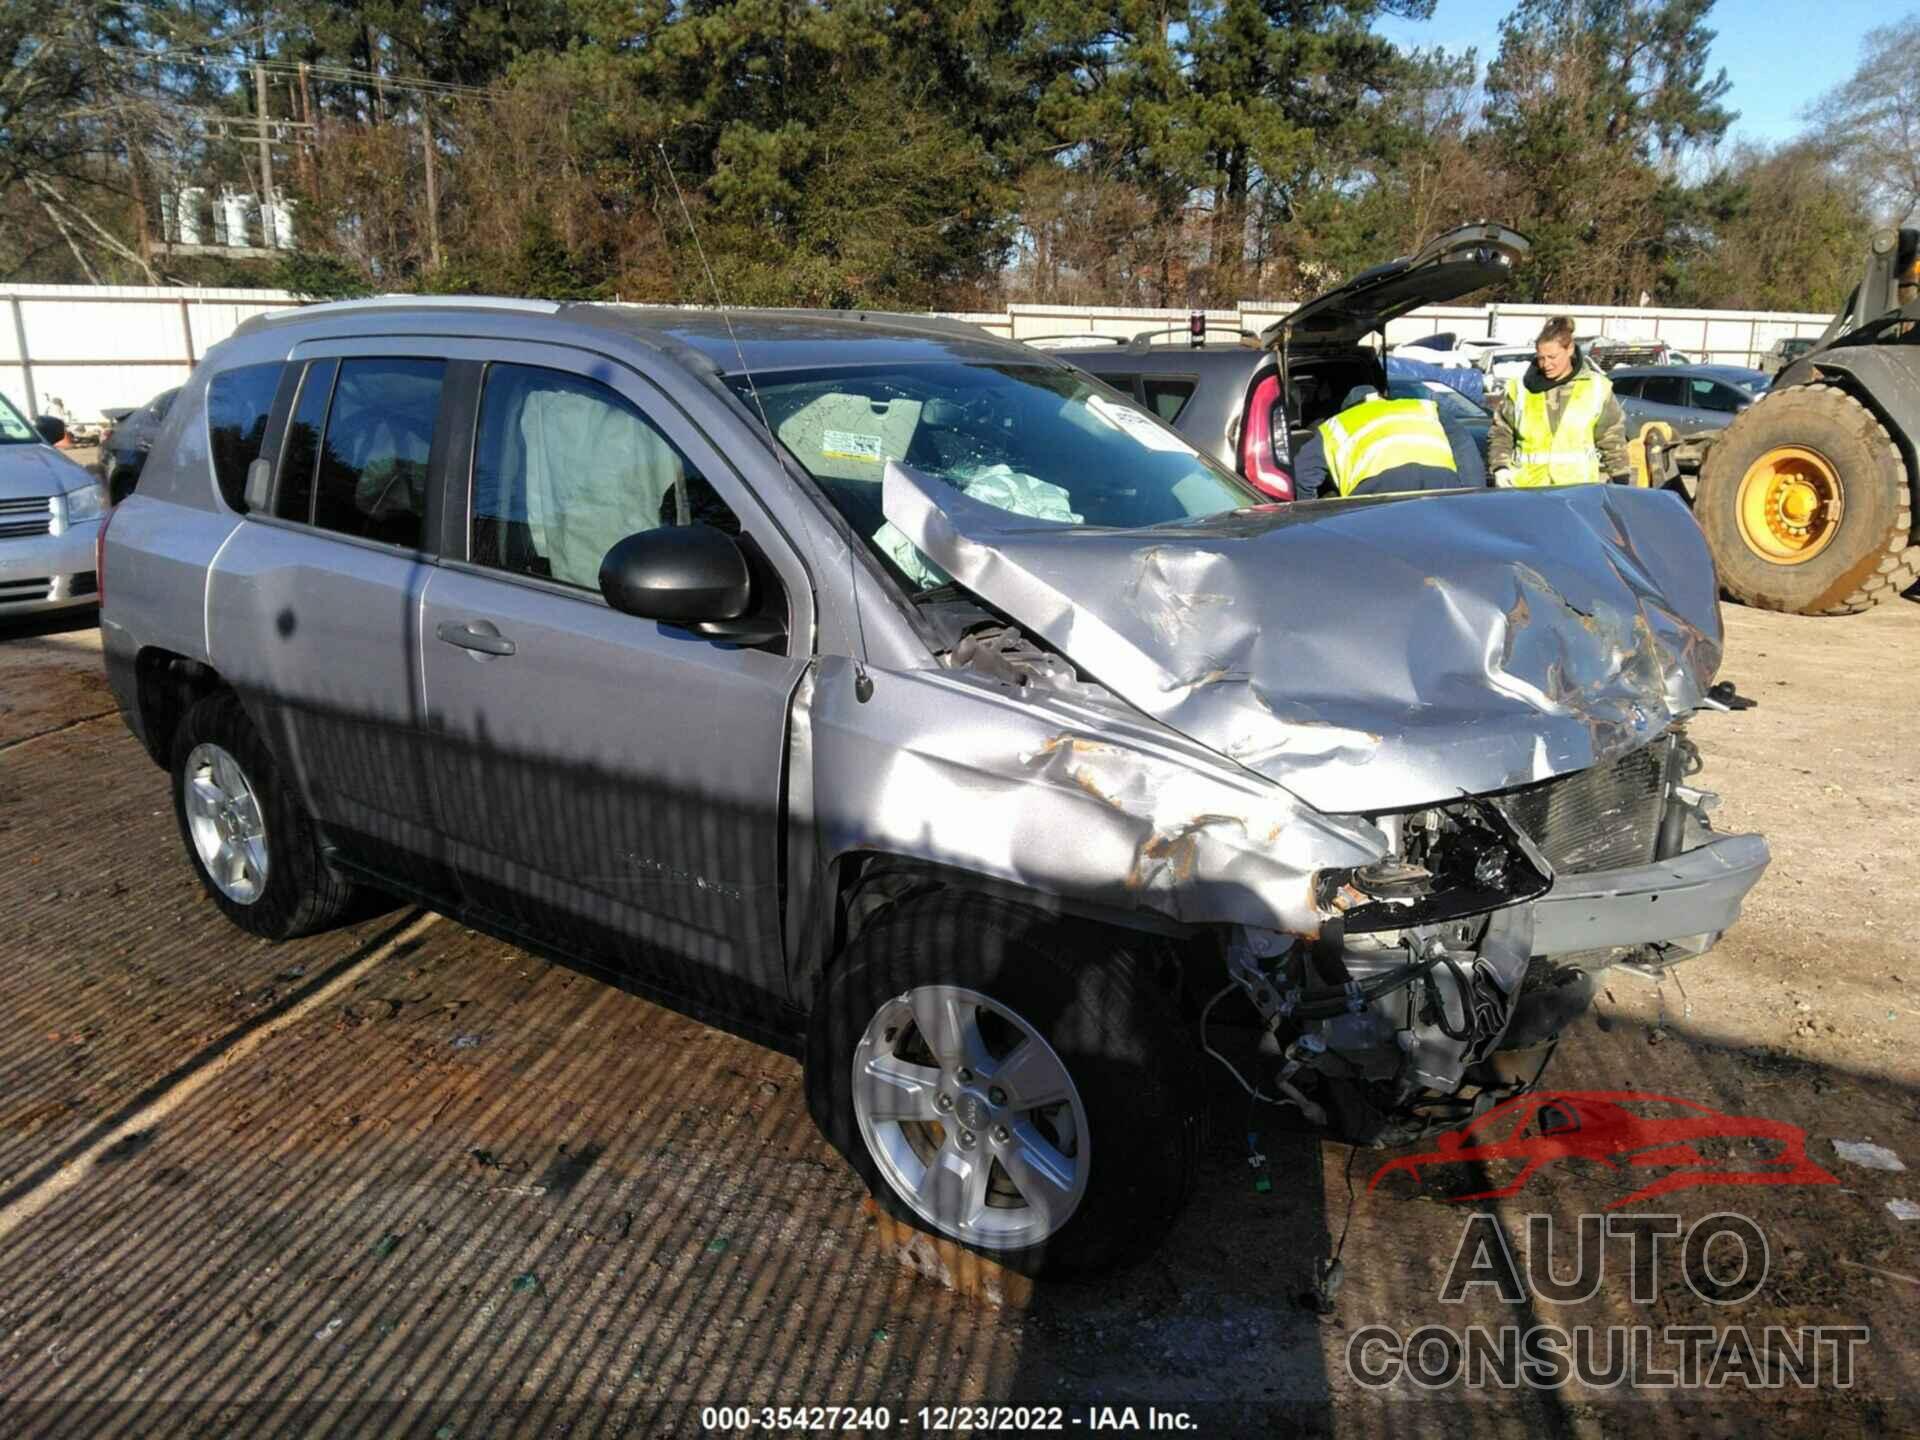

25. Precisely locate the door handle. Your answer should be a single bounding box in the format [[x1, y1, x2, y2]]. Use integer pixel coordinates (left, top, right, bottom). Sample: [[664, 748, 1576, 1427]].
[[436, 619, 516, 656]]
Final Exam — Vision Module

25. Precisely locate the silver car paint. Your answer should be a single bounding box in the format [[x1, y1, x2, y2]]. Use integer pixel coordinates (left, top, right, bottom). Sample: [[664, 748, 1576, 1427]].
[[0, 440, 104, 615], [101, 301, 1767, 1049], [880, 461, 1721, 813]]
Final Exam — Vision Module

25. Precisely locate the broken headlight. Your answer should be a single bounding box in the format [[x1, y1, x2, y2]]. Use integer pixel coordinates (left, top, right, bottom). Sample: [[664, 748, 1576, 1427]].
[[1317, 798, 1551, 934]]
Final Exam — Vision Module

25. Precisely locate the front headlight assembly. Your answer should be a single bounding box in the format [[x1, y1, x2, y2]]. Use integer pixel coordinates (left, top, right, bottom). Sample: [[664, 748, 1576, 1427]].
[[61, 482, 107, 523]]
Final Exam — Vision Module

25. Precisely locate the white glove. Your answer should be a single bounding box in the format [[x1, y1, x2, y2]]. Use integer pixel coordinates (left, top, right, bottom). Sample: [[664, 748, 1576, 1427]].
[[1492, 467, 1514, 488]]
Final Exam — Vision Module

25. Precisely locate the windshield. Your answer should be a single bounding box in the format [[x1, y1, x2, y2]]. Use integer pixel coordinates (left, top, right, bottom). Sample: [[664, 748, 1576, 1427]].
[[0, 391, 37, 445], [730, 362, 1257, 591]]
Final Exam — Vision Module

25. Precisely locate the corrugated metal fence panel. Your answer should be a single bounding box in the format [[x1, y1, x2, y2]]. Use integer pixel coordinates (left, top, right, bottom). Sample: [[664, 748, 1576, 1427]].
[[0, 285, 297, 419]]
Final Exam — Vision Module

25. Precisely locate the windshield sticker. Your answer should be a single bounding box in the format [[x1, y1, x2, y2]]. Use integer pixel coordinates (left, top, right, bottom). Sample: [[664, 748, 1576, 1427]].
[[821, 429, 885, 463], [1086, 395, 1190, 453]]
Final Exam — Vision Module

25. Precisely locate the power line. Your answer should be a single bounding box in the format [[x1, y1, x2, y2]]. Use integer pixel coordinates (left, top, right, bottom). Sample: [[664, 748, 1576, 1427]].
[[39, 38, 501, 100]]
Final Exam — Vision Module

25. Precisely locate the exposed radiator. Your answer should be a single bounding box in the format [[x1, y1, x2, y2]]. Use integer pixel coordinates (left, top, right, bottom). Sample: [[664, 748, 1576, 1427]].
[[1497, 737, 1671, 876]]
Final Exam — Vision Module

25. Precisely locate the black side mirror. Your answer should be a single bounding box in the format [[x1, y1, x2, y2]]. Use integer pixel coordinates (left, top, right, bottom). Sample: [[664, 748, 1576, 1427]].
[[34, 415, 67, 446], [599, 524, 783, 644]]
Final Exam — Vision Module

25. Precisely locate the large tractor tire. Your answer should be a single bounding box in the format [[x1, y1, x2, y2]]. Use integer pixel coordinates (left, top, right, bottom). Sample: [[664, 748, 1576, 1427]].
[[1697, 382, 1919, 615]]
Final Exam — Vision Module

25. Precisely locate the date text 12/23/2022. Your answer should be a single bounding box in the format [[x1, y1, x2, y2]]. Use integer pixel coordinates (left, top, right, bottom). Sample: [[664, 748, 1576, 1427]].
[[698, 1406, 1199, 1431]]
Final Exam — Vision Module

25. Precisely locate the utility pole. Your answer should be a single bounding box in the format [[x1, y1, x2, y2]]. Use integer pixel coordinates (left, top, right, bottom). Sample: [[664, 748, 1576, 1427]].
[[421, 101, 442, 269], [254, 62, 276, 243], [298, 61, 316, 193]]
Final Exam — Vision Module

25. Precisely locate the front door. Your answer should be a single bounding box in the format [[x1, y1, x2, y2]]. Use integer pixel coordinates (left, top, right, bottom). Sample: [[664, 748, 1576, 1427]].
[[417, 351, 810, 1016]]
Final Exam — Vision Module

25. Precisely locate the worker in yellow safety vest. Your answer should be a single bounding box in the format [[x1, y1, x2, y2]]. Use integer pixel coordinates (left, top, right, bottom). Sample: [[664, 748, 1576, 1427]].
[[1487, 314, 1631, 486], [1292, 386, 1487, 499]]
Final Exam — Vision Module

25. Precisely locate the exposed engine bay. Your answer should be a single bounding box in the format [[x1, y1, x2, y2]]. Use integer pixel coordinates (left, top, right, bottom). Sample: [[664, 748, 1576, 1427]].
[[930, 606, 1734, 1143], [883, 467, 1768, 1145], [1213, 731, 1729, 1144]]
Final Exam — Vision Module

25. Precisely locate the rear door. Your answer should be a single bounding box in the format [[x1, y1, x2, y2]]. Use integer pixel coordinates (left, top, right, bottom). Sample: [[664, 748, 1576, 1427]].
[[206, 341, 460, 894], [416, 344, 812, 1015], [1634, 373, 1692, 429]]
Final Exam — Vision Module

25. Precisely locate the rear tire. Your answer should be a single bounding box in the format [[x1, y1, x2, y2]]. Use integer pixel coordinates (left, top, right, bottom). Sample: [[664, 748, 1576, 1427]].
[[805, 895, 1202, 1276], [1697, 382, 1916, 614], [170, 692, 355, 940]]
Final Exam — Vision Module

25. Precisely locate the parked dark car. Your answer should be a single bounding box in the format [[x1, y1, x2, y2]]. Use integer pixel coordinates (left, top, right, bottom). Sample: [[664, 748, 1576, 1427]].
[[1609, 364, 1769, 471], [1049, 223, 1529, 498], [99, 386, 180, 504]]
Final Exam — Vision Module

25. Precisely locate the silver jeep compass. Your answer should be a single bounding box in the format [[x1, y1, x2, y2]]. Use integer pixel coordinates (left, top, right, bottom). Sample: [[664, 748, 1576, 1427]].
[[99, 297, 1768, 1274]]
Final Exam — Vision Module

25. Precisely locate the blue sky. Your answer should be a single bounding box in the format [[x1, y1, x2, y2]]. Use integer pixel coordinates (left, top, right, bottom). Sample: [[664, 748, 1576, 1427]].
[[1373, 0, 1892, 146]]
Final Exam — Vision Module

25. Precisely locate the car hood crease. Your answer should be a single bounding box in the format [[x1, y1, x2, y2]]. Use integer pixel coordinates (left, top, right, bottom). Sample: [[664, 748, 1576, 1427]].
[[0, 446, 91, 501], [882, 461, 1723, 813]]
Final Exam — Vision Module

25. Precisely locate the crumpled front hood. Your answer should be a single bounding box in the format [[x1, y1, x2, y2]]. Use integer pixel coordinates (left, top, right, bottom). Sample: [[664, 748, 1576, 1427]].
[[883, 462, 1723, 814], [0, 444, 92, 502]]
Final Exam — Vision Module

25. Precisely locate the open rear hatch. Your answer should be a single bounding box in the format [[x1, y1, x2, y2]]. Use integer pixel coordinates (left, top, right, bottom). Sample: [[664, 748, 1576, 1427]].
[[1264, 223, 1531, 350]]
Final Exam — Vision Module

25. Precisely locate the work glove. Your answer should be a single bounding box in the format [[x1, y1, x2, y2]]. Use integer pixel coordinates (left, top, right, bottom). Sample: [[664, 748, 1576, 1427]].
[[1492, 467, 1514, 488]]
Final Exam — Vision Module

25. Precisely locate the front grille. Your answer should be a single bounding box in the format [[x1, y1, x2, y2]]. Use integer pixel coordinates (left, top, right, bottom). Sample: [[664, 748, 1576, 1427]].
[[68, 570, 97, 597], [1497, 738, 1671, 875], [0, 496, 53, 540], [0, 576, 53, 604]]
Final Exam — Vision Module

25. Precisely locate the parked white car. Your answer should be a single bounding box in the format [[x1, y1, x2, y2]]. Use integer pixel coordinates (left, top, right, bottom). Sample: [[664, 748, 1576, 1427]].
[[1, 389, 108, 616], [1389, 332, 1501, 368], [1481, 347, 1535, 383]]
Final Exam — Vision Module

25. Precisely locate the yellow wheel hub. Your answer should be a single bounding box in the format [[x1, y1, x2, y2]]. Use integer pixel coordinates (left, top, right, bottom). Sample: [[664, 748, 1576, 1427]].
[[1736, 446, 1842, 565]]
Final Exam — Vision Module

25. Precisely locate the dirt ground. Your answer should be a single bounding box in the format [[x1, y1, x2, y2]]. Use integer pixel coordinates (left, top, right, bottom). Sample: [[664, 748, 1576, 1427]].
[[0, 595, 1917, 1438]]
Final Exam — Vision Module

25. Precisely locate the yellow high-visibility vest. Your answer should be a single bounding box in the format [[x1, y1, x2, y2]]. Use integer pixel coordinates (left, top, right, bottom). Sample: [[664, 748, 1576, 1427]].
[[1504, 370, 1610, 486], [1319, 398, 1457, 497]]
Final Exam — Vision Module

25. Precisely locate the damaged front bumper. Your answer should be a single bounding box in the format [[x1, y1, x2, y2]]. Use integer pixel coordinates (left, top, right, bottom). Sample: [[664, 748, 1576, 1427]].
[[1223, 764, 1770, 1143], [1530, 831, 1769, 959]]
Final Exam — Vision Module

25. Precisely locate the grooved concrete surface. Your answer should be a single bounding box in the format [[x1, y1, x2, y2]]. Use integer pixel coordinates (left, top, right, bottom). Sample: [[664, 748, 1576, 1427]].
[[0, 603, 1916, 1437]]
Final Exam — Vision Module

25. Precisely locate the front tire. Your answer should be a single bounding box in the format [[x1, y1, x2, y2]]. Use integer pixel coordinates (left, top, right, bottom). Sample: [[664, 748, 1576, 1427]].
[[806, 895, 1202, 1275], [1697, 382, 1917, 614], [170, 692, 355, 940]]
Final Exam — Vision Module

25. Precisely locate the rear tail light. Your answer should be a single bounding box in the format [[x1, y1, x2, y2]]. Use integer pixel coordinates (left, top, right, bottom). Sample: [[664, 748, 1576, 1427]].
[[95, 500, 113, 608], [1240, 373, 1294, 500]]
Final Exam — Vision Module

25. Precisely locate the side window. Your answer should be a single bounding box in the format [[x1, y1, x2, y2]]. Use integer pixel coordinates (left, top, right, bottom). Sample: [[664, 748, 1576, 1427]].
[[1142, 377, 1197, 424], [1640, 375, 1687, 407], [1692, 379, 1743, 414], [1610, 376, 1641, 399], [1081, 367, 1141, 403], [310, 358, 445, 549], [274, 359, 337, 525], [207, 363, 284, 511], [470, 362, 740, 592]]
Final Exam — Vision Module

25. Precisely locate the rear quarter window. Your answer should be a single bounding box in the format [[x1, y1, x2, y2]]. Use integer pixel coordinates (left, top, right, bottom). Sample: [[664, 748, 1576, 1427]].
[[207, 362, 286, 510]]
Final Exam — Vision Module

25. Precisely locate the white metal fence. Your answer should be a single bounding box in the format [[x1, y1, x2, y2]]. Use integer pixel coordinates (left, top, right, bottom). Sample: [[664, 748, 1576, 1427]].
[[945, 301, 1835, 365], [1, 284, 1835, 424], [0, 284, 297, 424]]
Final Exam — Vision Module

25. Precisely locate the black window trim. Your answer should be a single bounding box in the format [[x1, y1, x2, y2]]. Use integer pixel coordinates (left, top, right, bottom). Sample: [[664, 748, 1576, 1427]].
[[206, 360, 294, 516], [273, 357, 340, 525], [247, 351, 458, 558]]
